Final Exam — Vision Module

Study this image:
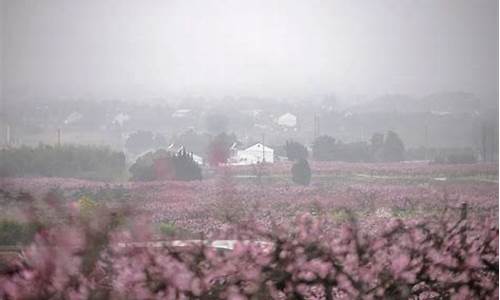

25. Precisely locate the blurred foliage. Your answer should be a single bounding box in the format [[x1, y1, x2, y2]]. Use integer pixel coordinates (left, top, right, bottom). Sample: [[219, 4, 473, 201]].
[[159, 222, 177, 236], [71, 186, 131, 203], [78, 196, 98, 218], [0, 220, 40, 246], [207, 132, 238, 166]]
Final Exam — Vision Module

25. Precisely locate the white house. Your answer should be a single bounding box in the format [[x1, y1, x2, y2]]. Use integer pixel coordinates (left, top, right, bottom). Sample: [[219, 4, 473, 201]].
[[230, 143, 274, 165], [276, 113, 297, 128], [191, 153, 204, 165]]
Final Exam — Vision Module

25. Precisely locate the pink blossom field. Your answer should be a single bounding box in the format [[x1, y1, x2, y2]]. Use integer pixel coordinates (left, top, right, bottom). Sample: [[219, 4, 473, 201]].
[[1, 162, 497, 237], [0, 162, 497, 299]]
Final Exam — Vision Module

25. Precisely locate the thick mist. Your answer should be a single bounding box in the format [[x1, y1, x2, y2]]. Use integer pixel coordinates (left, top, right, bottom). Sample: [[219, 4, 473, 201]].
[[1, 0, 498, 101], [0, 3, 498, 297]]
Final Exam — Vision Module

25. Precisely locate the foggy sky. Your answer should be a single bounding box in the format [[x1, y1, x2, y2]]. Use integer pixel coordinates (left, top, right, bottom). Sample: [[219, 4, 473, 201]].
[[0, 0, 498, 101]]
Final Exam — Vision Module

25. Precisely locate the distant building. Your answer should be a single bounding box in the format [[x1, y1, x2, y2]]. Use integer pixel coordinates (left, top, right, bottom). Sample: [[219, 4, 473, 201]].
[[172, 109, 191, 118], [229, 143, 274, 165], [64, 112, 83, 125], [343, 111, 353, 118], [430, 110, 452, 116], [276, 113, 297, 128]]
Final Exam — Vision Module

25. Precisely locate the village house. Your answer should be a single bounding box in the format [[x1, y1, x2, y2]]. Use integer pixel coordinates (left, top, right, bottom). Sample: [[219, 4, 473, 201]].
[[229, 143, 274, 165], [276, 113, 297, 128]]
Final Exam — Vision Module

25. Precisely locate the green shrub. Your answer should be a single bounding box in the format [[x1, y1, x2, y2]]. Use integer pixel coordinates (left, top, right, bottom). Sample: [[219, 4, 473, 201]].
[[0, 220, 39, 246], [72, 186, 131, 203], [159, 222, 177, 236], [291, 158, 311, 186]]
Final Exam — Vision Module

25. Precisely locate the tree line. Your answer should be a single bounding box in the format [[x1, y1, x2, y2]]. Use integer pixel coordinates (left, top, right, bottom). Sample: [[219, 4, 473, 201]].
[[0, 144, 126, 181], [0, 129, 483, 183], [284, 131, 405, 163]]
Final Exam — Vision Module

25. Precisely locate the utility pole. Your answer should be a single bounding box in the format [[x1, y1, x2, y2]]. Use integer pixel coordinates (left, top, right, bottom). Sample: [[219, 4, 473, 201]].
[[481, 122, 488, 162], [6, 124, 10, 147], [424, 124, 428, 161], [57, 128, 61, 147], [313, 114, 320, 140], [314, 114, 317, 139]]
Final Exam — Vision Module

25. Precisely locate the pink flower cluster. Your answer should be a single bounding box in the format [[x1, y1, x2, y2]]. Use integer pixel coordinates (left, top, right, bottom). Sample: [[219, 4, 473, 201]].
[[0, 208, 497, 299]]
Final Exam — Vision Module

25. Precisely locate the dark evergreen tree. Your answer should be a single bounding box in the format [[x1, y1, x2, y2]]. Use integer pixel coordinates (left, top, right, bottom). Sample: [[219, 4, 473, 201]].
[[291, 158, 311, 186], [382, 131, 405, 162], [172, 149, 202, 181]]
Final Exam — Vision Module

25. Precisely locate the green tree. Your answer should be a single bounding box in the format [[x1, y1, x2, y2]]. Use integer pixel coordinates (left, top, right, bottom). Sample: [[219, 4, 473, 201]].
[[382, 131, 405, 162], [129, 151, 157, 181], [291, 159, 311, 186]]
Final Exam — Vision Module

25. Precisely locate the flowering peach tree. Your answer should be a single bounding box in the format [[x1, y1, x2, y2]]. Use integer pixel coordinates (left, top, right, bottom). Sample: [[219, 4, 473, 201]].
[[0, 198, 497, 300]]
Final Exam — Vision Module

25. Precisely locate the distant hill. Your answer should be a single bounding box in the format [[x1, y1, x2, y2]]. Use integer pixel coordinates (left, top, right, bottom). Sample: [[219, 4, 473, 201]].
[[350, 92, 481, 115], [419, 92, 480, 114], [349, 94, 416, 114]]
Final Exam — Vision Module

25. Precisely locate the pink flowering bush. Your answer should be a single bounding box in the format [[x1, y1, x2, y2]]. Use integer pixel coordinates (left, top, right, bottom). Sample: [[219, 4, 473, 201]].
[[0, 195, 497, 300]]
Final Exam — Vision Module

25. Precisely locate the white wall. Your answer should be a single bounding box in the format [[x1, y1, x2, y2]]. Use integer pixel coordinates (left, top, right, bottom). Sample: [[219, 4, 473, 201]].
[[235, 147, 274, 165], [245, 149, 274, 163]]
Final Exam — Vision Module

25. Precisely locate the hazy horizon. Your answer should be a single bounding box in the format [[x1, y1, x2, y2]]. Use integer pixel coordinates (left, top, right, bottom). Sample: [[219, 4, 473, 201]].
[[0, 0, 498, 102]]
